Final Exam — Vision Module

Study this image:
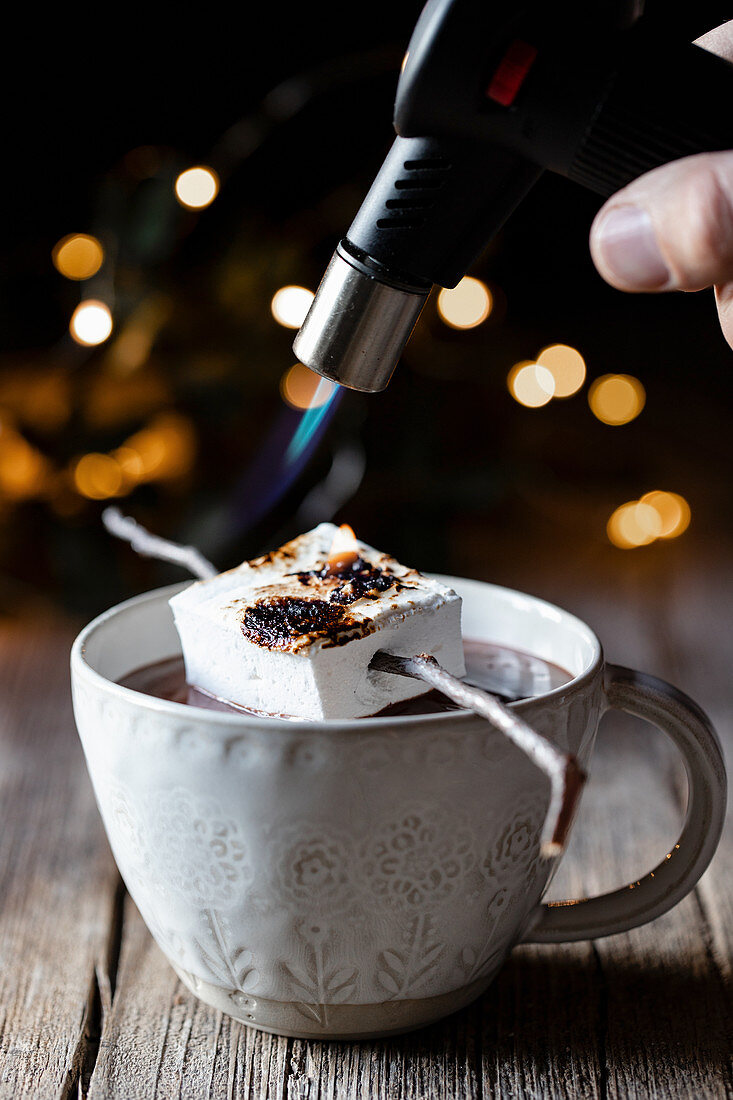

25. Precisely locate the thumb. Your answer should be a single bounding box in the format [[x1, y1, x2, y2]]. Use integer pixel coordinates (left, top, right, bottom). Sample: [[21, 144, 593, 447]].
[[589, 151, 733, 294], [590, 21, 733, 296]]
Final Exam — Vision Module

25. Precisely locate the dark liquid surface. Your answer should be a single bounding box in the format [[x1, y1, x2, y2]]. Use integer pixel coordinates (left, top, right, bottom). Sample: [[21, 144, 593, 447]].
[[118, 640, 572, 718]]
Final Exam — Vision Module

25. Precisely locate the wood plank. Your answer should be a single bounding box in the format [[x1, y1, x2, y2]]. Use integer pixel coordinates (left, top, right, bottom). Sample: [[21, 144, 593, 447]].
[[0, 615, 121, 1099], [480, 941, 602, 1099], [283, 1002, 483, 1099]]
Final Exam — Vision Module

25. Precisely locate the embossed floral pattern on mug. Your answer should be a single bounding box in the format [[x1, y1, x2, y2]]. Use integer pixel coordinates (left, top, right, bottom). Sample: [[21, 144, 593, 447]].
[[104, 783, 254, 908], [99, 768, 557, 1005], [482, 793, 544, 884], [360, 806, 477, 910], [272, 825, 355, 915]]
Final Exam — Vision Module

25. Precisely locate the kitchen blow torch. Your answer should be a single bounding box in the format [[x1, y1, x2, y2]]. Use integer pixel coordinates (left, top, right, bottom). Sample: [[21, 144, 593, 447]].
[[293, 0, 732, 392]]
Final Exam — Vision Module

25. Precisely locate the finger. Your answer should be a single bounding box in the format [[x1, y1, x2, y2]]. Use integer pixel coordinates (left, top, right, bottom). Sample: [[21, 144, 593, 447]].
[[694, 23, 733, 57], [590, 151, 733, 293], [714, 281, 733, 349], [590, 21, 733, 295]]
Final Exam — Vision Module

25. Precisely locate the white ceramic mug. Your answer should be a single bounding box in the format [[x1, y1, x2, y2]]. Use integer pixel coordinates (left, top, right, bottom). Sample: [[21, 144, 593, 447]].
[[71, 577, 726, 1040]]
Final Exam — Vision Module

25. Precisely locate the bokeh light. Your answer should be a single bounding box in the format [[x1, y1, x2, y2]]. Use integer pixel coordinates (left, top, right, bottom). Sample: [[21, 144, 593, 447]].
[[536, 344, 586, 398], [0, 370, 71, 432], [0, 429, 48, 500], [607, 501, 662, 548], [437, 277, 492, 329], [112, 446, 146, 485], [74, 453, 123, 500], [507, 361, 555, 408], [174, 166, 220, 209], [121, 430, 167, 480], [107, 294, 172, 376], [82, 372, 170, 430], [588, 374, 646, 425], [640, 490, 691, 539], [70, 300, 113, 346], [52, 234, 104, 280], [280, 363, 336, 410], [122, 413, 196, 482], [271, 286, 314, 329], [70, 415, 196, 501]]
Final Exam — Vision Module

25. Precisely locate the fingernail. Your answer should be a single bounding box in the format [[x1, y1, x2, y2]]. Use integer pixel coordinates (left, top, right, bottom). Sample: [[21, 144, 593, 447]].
[[595, 205, 671, 289]]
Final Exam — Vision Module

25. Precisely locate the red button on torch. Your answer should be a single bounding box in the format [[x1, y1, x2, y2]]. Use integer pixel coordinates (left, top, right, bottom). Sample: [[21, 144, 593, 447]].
[[487, 40, 538, 107]]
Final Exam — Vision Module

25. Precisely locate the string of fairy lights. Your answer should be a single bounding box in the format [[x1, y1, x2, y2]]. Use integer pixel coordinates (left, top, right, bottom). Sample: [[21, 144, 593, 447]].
[[7, 157, 690, 550]]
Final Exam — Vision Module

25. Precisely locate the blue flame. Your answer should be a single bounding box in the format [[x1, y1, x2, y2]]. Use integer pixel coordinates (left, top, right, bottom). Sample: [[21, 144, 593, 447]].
[[285, 379, 340, 466], [229, 378, 343, 536]]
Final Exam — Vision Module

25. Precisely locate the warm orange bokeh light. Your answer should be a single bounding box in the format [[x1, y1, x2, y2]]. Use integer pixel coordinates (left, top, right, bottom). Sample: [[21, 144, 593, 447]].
[[640, 491, 691, 539], [112, 446, 147, 484], [122, 413, 196, 482], [437, 277, 492, 330], [0, 429, 48, 500], [280, 363, 335, 410], [536, 344, 586, 398], [607, 501, 662, 548], [71, 415, 196, 500], [271, 286, 314, 329], [107, 295, 172, 376], [0, 370, 71, 432], [589, 374, 645, 425], [74, 453, 124, 500], [52, 234, 104, 280], [507, 361, 555, 407]]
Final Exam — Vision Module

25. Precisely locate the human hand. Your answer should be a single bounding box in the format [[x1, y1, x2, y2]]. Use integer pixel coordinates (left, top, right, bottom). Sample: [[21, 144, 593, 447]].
[[589, 23, 733, 348]]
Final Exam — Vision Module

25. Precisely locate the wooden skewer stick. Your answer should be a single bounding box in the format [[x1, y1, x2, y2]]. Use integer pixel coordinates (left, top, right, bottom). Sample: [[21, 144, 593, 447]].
[[102, 507, 218, 581], [370, 651, 586, 858]]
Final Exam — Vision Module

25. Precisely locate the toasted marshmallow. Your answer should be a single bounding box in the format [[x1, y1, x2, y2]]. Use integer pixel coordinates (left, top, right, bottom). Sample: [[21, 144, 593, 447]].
[[169, 523, 464, 720]]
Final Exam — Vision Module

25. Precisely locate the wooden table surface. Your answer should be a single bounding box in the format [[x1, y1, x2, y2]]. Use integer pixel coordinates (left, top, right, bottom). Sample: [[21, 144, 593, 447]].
[[0, 537, 731, 1099]]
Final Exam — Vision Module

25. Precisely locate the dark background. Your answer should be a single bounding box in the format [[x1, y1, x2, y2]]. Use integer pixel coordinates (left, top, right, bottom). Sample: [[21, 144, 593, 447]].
[[1, 2, 731, 616]]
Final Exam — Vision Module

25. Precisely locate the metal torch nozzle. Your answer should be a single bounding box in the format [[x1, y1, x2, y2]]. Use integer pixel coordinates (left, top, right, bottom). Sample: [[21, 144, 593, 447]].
[[293, 243, 429, 393]]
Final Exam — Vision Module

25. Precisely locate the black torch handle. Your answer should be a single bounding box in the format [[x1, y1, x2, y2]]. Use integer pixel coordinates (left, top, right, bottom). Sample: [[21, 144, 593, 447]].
[[565, 36, 733, 196]]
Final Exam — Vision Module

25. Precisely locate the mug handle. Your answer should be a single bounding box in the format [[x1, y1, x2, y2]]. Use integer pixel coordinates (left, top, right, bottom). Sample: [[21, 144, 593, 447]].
[[522, 664, 727, 944]]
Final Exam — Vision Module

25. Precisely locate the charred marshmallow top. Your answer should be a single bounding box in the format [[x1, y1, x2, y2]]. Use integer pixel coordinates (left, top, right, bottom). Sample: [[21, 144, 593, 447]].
[[169, 523, 465, 720]]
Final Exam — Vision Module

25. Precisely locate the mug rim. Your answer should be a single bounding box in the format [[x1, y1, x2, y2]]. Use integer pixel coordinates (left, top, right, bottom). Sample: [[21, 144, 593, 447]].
[[70, 576, 603, 735]]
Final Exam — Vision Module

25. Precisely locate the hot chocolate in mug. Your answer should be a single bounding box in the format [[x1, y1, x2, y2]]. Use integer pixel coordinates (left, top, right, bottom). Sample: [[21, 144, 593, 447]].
[[71, 577, 726, 1040]]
